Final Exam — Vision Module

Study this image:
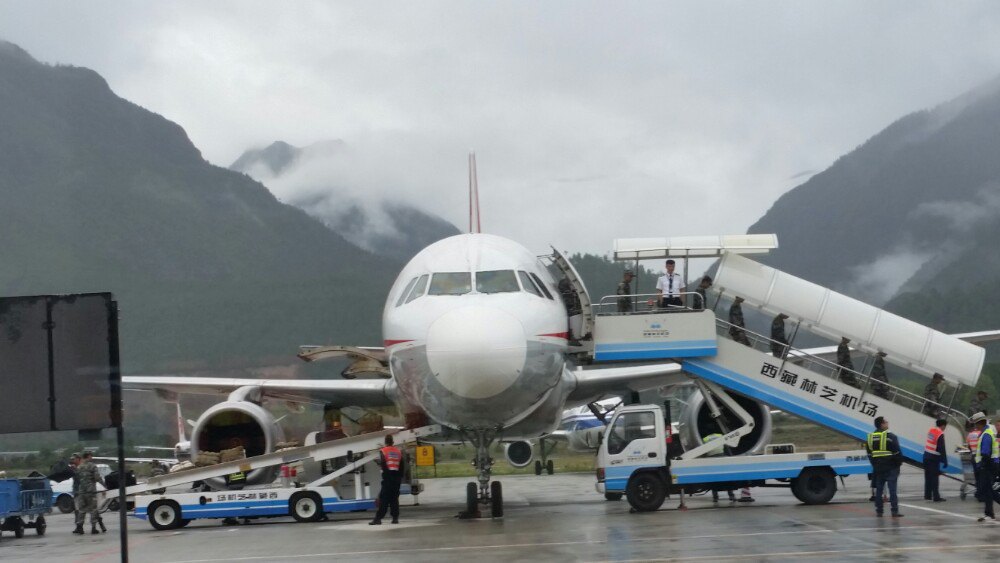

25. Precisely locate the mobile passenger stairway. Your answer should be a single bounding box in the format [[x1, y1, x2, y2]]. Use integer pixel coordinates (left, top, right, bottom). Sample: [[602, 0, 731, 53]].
[[558, 235, 985, 475], [121, 425, 439, 529]]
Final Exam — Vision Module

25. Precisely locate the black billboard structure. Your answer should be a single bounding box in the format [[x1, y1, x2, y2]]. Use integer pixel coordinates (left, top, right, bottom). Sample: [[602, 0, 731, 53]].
[[0, 293, 129, 560]]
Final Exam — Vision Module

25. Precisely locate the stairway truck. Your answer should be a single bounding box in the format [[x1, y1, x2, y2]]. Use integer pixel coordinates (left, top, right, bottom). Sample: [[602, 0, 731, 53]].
[[133, 457, 381, 529], [594, 404, 872, 512]]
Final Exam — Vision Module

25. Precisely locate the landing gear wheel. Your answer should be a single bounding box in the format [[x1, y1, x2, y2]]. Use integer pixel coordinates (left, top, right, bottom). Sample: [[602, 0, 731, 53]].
[[605, 492, 623, 501], [56, 494, 74, 514], [466, 482, 478, 517], [791, 468, 837, 505], [490, 481, 503, 518], [290, 491, 323, 523], [546, 460, 554, 475], [12, 517, 25, 538], [534, 460, 542, 475], [626, 473, 667, 512], [148, 500, 182, 530], [34, 516, 46, 536]]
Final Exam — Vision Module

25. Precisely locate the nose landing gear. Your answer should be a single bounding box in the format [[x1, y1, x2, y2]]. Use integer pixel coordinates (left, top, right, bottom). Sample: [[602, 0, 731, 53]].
[[460, 429, 504, 519]]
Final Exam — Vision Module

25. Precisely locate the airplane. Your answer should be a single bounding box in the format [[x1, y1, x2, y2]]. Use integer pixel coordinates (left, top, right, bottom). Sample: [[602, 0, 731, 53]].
[[122, 154, 1000, 517]]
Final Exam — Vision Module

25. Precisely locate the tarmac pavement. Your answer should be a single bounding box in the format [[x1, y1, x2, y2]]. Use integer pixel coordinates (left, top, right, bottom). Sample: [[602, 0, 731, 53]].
[[3, 465, 999, 562]]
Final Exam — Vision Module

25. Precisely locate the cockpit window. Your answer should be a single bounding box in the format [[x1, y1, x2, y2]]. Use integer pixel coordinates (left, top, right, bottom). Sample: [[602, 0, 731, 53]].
[[476, 270, 520, 294], [405, 274, 429, 303], [518, 271, 542, 297], [529, 272, 555, 300], [428, 272, 472, 296], [395, 277, 418, 307]]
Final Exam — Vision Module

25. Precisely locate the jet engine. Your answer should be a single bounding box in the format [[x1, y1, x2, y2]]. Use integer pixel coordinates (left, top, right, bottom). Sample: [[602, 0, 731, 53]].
[[190, 394, 285, 490], [504, 440, 534, 468], [677, 389, 772, 456]]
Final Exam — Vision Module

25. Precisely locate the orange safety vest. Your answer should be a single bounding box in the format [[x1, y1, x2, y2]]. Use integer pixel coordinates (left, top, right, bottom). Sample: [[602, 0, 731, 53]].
[[968, 429, 982, 451], [380, 446, 402, 471], [925, 427, 944, 455]]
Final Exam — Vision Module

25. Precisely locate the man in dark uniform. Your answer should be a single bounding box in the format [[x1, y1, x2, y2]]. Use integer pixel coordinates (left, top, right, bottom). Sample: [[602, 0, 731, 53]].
[[976, 415, 998, 522], [616, 270, 634, 313], [691, 276, 713, 310], [770, 313, 790, 359], [867, 416, 904, 518], [728, 297, 751, 346], [870, 352, 891, 399], [370, 434, 404, 525], [836, 337, 859, 388]]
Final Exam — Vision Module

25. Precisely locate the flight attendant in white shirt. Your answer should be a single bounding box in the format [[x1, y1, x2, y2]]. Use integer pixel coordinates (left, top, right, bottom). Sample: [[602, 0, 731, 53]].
[[654, 259, 685, 309]]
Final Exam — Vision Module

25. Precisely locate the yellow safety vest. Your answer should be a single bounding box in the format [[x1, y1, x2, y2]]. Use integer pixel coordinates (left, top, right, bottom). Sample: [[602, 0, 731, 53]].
[[867, 431, 891, 458], [976, 427, 999, 464]]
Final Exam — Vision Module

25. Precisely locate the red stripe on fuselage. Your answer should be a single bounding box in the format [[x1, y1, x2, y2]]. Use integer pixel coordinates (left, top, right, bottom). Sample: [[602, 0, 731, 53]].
[[537, 332, 569, 339], [384, 339, 414, 347]]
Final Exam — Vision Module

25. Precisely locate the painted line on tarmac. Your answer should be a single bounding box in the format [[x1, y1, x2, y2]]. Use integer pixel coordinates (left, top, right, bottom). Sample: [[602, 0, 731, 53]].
[[898, 502, 993, 521], [592, 543, 1000, 562], [162, 523, 984, 563]]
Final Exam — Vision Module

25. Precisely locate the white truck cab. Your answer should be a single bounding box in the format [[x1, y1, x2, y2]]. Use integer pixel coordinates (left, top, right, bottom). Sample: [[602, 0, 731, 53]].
[[596, 403, 872, 512]]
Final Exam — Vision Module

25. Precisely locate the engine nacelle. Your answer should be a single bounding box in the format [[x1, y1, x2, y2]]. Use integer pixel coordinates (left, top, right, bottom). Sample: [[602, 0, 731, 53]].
[[191, 400, 285, 489], [504, 440, 534, 468], [678, 390, 772, 456]]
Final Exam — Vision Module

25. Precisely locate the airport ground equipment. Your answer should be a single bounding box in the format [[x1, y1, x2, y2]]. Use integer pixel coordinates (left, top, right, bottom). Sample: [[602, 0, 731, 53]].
[[128, 425, 439, 529], [0, 478, 51, 539], [595, 403, 871, 511]]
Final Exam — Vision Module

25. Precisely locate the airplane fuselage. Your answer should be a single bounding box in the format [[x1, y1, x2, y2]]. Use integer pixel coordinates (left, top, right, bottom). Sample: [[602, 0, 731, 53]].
[[382, 234, 571, 437]]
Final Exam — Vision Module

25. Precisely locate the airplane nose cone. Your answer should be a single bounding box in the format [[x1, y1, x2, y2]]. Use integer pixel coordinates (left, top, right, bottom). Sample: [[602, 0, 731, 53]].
[[426, 306, 527, 399]]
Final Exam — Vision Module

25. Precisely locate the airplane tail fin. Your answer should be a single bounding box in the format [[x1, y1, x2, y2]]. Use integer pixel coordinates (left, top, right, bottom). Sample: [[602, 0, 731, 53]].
[[469, 152, 481, 233]]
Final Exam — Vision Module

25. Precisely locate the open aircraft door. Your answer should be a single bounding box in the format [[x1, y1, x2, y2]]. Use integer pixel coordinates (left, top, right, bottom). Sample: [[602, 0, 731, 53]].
[[548, 246, 594, 341]]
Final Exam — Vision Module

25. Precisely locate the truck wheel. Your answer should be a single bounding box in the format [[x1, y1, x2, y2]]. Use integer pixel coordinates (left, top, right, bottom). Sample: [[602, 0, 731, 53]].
[[626, 473, 667, 512], [546, 460, 554, 475], [148, 500, 182, 530], [490, 481, 503, 518], [534, 461, 542, 475], [290, 492, 323, 523], [35, 516, 46, 536], [56, 494, 75, 514], [605, 492, 623, 501], [12, 517, 25, 538], [791, 468, 837, 505]]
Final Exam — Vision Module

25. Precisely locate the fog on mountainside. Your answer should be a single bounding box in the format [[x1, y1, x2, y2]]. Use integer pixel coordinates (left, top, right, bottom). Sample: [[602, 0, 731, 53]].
[[747, 76, 1000, 336], [230, 141, 460, 262]]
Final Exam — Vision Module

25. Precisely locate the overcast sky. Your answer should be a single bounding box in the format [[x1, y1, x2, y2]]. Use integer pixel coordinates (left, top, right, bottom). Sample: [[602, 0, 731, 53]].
[[3, 2, 1000, 258]]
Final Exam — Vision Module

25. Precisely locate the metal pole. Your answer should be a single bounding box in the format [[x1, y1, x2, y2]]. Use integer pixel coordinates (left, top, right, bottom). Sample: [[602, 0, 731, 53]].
[[108, 298, 128, 563], [634, 258, 640, 311], [44, 298, 56, 430]]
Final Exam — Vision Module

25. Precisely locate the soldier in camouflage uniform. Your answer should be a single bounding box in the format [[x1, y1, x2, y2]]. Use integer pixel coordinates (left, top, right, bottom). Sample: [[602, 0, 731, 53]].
[[869, 352, 891, 399], [69, 453, 82, 532], [770, 313, 790, 359], [922, 373, 945, 418], [692, 276, 713, 310], [836, 337, 859, 388], [616, 270, 634, 313], [728, 297, 752, 346], [74, 451, 105, 535]]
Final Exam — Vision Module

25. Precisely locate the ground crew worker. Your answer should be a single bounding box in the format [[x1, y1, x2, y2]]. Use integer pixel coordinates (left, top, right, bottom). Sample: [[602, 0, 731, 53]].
[[770, 313, 789, 359], [976, 416, 999, 522], [728, 297, 752, 346], [370, 434, 403, 525], [702, 434, 736, 503], [923, 419, 948, 502], [869, 352, 891, 399], [967, 414, 985, 501], [75, 451, 105, 535], [836, 337, 859, 388], [922, 374, 945, 417], [866, 416, 903, 518], [69, 453, 82, 532], [616, 270, 634, 313], [969, 390, 989, 418], [691, 276, 713, 310]]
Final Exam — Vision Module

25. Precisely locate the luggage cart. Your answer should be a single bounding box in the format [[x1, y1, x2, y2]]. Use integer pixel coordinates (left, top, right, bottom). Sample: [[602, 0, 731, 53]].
[[959, 450, 977, 500], [0, 478, 52, 540]]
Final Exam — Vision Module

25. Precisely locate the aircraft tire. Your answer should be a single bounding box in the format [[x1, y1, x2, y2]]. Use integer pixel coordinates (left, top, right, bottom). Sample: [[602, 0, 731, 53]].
[[490, 481, 503, 518], [546, 460, 554, 475], [534, 461, 542, 475], [466, 482, 478, 516]]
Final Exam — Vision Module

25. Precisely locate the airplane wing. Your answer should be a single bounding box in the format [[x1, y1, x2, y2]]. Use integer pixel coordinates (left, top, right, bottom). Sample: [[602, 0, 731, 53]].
[[567, 363, 684, 405], [298, 346, 390, 379], [94, 456, 177, 464], [122, 376, 394, 408]]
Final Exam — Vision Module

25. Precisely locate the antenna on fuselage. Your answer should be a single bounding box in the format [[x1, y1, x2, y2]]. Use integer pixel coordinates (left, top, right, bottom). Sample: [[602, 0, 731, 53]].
[[468, 152, 481, 233]]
